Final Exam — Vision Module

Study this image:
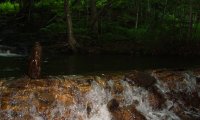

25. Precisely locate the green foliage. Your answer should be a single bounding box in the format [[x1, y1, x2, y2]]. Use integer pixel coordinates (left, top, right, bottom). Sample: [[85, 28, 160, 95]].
[[35, 0, 63, 8], [0, 1, 19, 14], [96, 0, 108, 7]]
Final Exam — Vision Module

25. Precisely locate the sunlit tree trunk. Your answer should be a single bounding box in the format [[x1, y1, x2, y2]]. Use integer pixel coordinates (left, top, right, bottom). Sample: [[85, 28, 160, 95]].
[[64, 0, 79, 52]]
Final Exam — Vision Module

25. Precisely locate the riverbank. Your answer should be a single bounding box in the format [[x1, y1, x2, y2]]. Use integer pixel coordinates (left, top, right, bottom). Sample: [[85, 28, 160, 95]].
[[2, 36, 200, 56], [0, 69, 200, 119]]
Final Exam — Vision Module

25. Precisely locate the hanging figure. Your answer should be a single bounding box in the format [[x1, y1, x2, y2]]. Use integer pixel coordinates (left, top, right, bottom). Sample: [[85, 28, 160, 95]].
[[28, 42, 42, 79]]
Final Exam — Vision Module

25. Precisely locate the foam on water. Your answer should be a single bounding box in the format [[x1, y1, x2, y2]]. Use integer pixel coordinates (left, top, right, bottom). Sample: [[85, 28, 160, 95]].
[[51, 80, 113, 120], [121, 80, 180, 120]]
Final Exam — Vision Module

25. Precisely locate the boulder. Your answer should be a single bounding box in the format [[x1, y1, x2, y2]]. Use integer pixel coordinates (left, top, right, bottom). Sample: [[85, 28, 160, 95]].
[[148, 87, 166, 110], [153, 70, 185, 90], [124, 71, 156, 89], [107, 99, 146, 120]]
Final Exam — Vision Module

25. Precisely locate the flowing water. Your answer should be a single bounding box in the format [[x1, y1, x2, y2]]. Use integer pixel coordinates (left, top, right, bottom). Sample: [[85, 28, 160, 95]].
[[0, 70, 200, 120]]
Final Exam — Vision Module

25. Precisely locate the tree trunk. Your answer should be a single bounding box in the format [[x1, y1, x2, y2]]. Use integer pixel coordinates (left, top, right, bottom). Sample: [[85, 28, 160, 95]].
[[64, 0, 78, 52], [188, 0, 193, 40], [164, 0, 168, 15], [147, 0, 150, 12], [18, 0, 33, 21], [135, 6, 139, 29], [90, 0, 113, 29], [90, 0, 98, 33]]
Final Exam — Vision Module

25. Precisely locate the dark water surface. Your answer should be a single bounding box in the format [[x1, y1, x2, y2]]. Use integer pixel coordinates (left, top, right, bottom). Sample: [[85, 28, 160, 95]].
[[0, 55, 200, 77]]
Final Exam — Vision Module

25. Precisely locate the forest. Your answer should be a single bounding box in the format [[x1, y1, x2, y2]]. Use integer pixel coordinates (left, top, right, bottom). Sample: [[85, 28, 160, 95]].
[[0, 0, 200, 56]]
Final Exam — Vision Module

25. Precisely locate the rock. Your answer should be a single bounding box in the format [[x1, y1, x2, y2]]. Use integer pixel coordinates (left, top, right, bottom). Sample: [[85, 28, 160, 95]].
[[110, 105, 146, 120], [107, 99, 119, 112], [153, 70, 185, 90], [55, 94, 74, 105], [6, 79, 29, 89], [23, 114, 34, 120], [0, 80, 4, 86], [28, 79, 48, 87], [124, 71, 156, 89], [193, 68, 200, 77], [196, 77, 200, 85], [77, 83, 92, 93], [148, 87, 166, 110], [0, 101, 10, 110], [107, 99, 146, 120], [94, 76, 107, 88], [172, 104, 200, 120], [86, 103, 92, 117], [36, 92, 55, 106], [113, 81, 124, 94], [167, 90, 200, 119]]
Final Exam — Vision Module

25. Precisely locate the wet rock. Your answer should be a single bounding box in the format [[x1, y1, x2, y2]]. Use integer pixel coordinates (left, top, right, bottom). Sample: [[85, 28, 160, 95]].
[[86, 103, 92, 117], [0, 80, 4, 86], [168, 91, 200, 108], [107, 99, 146, 120], [6, 79, 29, 89], [105, 74, 123, 81], [148, 87, 166, 110], [36, 92, 55, 106], [111, 105, 146, 120], [1, 101, 10, 110], [196, 77, 200, 85], [28, 79, 48, 87], [167, 90, 200, 119], [193, 68, 200, 77], [77, 83, 92, 93], [124, 71, 156, 89], [94, 76, 107, 88], [23, 114, 34, 120], [107, 99, 119, 112], [55, 94, 74, 105], [172, 104, 200, 120], [153, 70, 185, 90], [113, 81, 124, 94]]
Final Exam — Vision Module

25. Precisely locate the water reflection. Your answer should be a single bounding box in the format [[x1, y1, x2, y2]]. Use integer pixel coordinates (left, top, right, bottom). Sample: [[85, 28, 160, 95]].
[[0, 55, 200, 77]]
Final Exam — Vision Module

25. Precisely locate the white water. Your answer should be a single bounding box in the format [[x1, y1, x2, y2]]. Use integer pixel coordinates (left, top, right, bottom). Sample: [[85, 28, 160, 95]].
[[63, 78, 181, 120], [0, 50, 22, 57]]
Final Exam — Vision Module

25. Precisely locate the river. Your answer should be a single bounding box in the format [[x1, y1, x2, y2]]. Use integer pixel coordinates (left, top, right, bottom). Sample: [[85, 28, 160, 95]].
[[0, 55, 200, 77]]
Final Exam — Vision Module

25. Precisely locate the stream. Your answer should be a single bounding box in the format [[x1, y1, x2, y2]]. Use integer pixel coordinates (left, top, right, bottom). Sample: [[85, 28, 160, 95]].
[[0, 55, 200, 120], [1, 55, 200, 77]]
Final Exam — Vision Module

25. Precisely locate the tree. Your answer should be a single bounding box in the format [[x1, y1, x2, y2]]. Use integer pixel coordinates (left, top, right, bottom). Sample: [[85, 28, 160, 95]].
[[90, 0, 98, 33], [64, 0, 79, 52], [188, 0, 193, 40], [18, 0, 34, 21]]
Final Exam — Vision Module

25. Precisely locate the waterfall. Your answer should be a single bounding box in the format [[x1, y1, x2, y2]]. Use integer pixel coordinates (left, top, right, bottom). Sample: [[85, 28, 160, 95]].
[[0, 70, 200, 120]]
